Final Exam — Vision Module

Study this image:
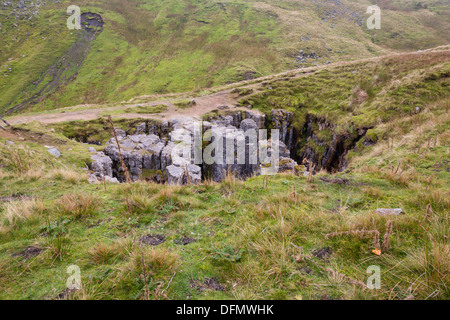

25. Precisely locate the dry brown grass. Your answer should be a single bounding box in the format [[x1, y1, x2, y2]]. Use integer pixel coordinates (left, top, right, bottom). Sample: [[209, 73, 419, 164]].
[[20, 169, 44, 182], [384, 243, 449, 299], [49, 168, 86, 185], [412, 189, 450, 213], [219, 172, 244, 195], [125, 193, 154, 216], [118, 246, 179, 300], [249, 232, 294, 281], [363, 186, 385, 200], [153, 186, 182, 202], [124, 247, 179, 276], [120, 181, 161, 195], [0, 168, 10, 179], [56, 193, 100, 219], [88, 242, 122, 264], [0, 198, 45, 232]]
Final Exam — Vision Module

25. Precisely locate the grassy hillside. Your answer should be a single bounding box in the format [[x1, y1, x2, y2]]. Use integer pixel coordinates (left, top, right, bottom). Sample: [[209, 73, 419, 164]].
[[0, 49, 448, 300], [1, 0, 449, 114]]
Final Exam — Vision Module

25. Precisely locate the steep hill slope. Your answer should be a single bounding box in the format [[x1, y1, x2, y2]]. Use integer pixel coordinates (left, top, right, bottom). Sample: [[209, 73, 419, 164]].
[[1, 0, 449, 114]]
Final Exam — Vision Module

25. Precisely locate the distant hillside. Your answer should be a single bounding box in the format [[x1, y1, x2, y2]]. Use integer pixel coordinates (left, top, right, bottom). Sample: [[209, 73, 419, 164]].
[[1, 0, 449, 114]]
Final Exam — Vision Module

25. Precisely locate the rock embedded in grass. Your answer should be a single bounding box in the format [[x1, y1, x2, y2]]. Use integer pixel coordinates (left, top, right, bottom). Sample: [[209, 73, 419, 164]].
[[47, 147, 61, 158], [375, 208, 403, 216]]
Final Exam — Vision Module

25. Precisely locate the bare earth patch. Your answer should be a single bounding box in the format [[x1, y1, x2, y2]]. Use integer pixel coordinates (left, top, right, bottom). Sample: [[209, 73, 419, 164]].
[[12, 246, 43, 259], [174, 236, 197, 246], [139, 234, 166, 246], [311, 247, 333, 261], [189, 277, 225, 292]]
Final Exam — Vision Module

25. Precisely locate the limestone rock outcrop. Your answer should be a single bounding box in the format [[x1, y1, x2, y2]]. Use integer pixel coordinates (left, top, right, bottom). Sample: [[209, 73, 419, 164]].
[[89, 110, 301, 185]]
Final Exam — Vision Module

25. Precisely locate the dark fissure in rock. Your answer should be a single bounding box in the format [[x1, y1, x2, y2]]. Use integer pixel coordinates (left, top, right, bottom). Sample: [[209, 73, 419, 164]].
[[289, 114, 371, 173]]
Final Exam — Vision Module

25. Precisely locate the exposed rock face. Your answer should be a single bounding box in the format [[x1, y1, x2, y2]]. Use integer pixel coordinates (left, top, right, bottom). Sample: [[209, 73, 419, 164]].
[[166, 165, 184, 185], [278, 157, 297, 174], [104, 132, 166, 182], [240, 118, 258, 132], [89, 152, 119, 184], [271, 109, 294, 150], [167, 164, 202, 185], [89, 108, 369, 184], [136, 122, 146, 134], [203, 124, 261, 182], [297, 115, 371, 172], [91, 152, 113, 177], [244, 111, 265, 129], [89, 110, 300, 185]]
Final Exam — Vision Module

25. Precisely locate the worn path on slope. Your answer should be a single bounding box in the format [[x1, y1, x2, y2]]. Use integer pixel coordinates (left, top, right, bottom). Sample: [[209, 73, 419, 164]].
[[5, 47, 449, 126]]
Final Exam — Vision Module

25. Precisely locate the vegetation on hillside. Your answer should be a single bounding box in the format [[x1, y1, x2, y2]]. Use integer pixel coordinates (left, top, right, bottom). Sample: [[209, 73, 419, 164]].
[[0, 49, 448, 300], [1, 0, 449, 113]]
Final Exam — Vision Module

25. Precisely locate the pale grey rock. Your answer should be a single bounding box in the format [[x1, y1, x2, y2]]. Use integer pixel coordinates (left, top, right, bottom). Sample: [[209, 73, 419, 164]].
[[245, 111, 265, 129], [376, 208, 403, 216], [240, 118, 258, 132], [136, 122, 146, 134], [104, 176, 119, 184], [166, 165, 184, 185], [91, 152, 113, 177], [114, 129, 127, 139], [47, 148, 61, 158]]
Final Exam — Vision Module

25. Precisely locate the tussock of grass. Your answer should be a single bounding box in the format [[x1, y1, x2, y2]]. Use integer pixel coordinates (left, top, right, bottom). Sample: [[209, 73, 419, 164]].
[[152, 187, 183, 210], [0, 199, 45, 233], [46, 234, 71, 262], [114, 246, 179, 299], [56, 193, 100, 219], [382, 244, 449, 299], [19, 169, 44, 182], [124, 247, 179, 277], [124, 193, 156, 216], [49, 169, 85, 185], [88, 242, 123, 265]]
